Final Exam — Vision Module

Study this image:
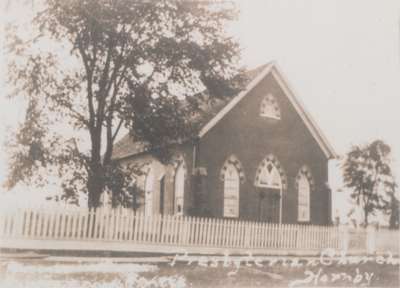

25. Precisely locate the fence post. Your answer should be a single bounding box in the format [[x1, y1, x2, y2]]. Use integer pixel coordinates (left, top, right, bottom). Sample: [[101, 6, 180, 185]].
[[366, 225, 376, 255]]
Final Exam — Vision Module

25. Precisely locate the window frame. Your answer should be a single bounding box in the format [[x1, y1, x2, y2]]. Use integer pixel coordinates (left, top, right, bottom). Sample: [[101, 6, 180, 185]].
[[260, 93, 281, 120], [256, 162, 282, 189], [296, 166, 313, 223], [223, 163, 240, 218], [174, 162, 185, 215]]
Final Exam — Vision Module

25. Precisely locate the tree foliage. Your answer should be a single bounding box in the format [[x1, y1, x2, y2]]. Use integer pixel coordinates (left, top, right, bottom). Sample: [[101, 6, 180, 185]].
[[342, 140, 398, 227], [5, 0, 245, 208]]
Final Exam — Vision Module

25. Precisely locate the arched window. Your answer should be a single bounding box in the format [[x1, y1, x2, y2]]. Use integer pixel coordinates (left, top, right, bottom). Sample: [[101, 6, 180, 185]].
[[144, 167, 154, 216], [256, 162, 282, 188], [174, 162, 185, 215], [254, 155, 287, 223], [223, 163, 240, 218], [254, 155, 286, 189], [296, 166, 314, 222], [260, 94, 281, 119]]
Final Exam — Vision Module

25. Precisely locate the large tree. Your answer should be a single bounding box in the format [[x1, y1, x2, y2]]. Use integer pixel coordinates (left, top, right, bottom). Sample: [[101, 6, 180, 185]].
[[342, 140, 398, 227], [5, 0, 245, 208]]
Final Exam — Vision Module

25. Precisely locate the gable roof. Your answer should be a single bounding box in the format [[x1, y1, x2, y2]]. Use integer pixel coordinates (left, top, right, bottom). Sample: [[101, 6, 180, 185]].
[[112, 64, 269, 160], [112, 61, 337, 160], [199, 61, 337, 159], [112, 135, 147, 160]]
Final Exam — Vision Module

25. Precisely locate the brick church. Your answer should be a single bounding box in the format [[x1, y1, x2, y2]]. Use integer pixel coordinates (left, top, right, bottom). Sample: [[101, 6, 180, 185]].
[[111, 62, 337, 225]]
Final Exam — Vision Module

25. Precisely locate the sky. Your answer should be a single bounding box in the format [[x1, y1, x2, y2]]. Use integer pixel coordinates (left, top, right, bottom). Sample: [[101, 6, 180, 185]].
[[230, 0, 400, 221], [0, 0, 400, 218]]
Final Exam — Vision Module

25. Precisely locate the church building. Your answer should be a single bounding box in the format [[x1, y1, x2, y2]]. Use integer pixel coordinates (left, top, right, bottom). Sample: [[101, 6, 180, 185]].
[[111, 62, 337, 225]]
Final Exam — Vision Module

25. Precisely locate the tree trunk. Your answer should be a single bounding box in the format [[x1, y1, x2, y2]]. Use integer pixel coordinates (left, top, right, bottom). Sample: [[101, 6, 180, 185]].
[[364, 209, 369, 227], [87, 124, 104, 209], [389, 195, 399, 229], [87, 163, 104, 209]]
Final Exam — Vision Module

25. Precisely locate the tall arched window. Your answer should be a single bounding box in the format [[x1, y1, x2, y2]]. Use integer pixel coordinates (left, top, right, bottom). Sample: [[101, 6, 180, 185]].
[[296, 166, 314, 222], [174, 162, 185, 215], [223, 163, 240, 218], [144, 167, 154, 216], [260, 94, 281, 119]]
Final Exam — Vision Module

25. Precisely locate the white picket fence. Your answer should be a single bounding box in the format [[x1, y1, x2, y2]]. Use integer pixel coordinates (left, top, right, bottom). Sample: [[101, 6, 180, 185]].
[[0, 207, 398, 255]]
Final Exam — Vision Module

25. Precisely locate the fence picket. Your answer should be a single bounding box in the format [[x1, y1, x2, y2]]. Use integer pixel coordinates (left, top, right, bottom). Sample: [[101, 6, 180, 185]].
[[127, 210, 133, 241], [86, 209, 92, 240], [216, 219, 221, 246], [204, 218, 209, 246], [259, 222, 264, 248], [235, 220, 240, 247], [254, 221, 259, 248], [211, 218, 216, 246], [199, 218, 205, 245], [121, 208, 126, 240], [202, 218, 208, 245], [64, 212, 71, 239], [190, 216, 195, 245], [183, 216, 189, 245], [170, 215, 175, 244], [121, 209, 127, 241], [286, 224, 290, 249], [212, 219, 218, 246], [92, 209, 99, 239], [157, 214, 162, 243], [149, 215, 156, 243], [228, 219, 233, 247], [256, 221, 261, 248], [249, 221, 254, 248], [191, 216, 197, 245], [30, 210, 37, 238], [170, 215, 176, 244], [196, 217, 201, 245], [232, 220, 237, 247], [139, 213, 146, 242], [69, 211, 76, 239], [204, 218, 209, 245], [120, 208, 126, 241], [41, 211, 49, 238], [211, 218, 217, 246], [114, 208, 121, 241], [177, 216, 182, 244], [196, 217, 202, 245], [180, 216, 186, 245], [162, 215, 168, 244], [133, 213, 139, 242], [46, 211, 52, 238]]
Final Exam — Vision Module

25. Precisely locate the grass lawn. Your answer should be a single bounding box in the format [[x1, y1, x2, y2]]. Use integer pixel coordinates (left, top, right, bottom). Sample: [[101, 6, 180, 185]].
[[0, 255, 399, 287]]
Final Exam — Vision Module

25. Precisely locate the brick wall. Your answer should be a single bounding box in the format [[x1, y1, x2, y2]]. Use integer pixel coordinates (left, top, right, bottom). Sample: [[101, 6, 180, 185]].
[[196, 73, 331, 225]]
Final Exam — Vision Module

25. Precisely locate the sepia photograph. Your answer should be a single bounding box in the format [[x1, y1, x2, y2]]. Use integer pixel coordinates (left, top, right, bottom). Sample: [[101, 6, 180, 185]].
[[0, 0, 399, 287]]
